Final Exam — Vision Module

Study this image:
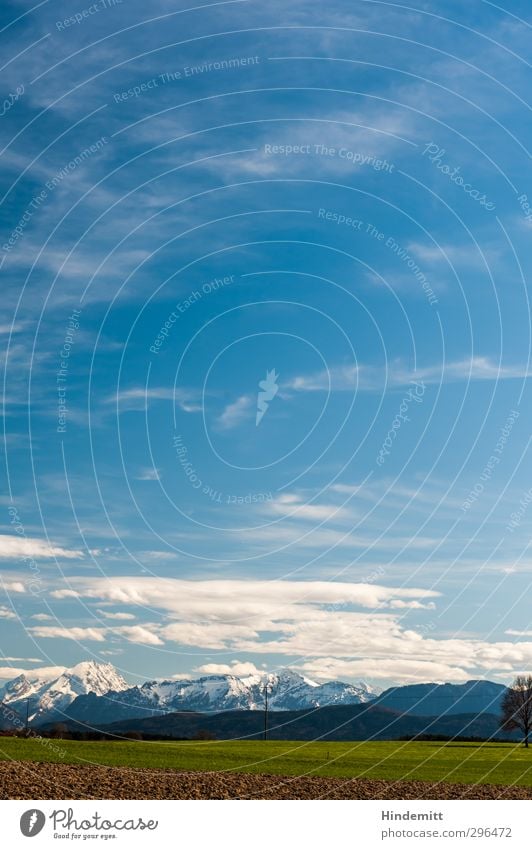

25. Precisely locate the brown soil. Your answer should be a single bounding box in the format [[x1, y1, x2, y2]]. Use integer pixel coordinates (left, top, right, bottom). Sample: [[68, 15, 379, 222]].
[[1, 761, 531, 799]]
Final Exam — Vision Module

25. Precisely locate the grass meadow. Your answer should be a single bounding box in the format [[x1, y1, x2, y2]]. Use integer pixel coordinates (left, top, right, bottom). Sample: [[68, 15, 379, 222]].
[[1, 738, 532, 787]]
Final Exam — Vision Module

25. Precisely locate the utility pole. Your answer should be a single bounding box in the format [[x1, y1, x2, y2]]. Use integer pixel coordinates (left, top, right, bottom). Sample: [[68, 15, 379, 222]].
[[263, 679, 269, 741]]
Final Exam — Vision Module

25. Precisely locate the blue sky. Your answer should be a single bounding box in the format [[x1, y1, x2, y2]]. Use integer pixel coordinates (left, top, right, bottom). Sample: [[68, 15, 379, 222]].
[[1, 0, 532, 687]]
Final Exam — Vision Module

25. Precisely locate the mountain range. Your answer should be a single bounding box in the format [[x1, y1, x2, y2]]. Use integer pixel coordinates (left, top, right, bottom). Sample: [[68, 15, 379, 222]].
[[0, 662, 510, 736], [0, 661, 128, 723], [61, 667, 376, 725]]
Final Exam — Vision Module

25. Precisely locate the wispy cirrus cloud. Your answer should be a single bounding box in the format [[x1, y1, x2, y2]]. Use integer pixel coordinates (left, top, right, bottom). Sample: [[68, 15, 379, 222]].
[[265, 492, 351, 523], [407, 241, 500, 268], [29, 623, 163, 646], [105, 386, 202, 413], [29, 626, 107, 642], [0, 535, 83, 560], [135, 467, 161, 481], [96, 609, 135, 621], [287, 356, 532, 392], [216, 394, 254, 430], [49, 576, 438, 614]]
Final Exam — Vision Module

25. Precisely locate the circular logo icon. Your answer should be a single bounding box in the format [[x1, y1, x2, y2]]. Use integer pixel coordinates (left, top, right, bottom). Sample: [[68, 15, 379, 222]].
[[20, 809, 46, 837]]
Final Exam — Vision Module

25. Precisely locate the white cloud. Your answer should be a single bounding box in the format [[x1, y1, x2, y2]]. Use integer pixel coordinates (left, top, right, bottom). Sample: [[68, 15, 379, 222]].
[[43, 576, 532, 682], [266, 493, 350, 523], [195, 661, 263, 677], [295, 657, 470, 684], [0, 657, 42, 662], [329, 483, 364, 495], [96, 609, 135, 621], [0, 536, 83, 560], [2, 582, 26, 593], [138, 551, 178, 561], [107, 387, 201, 414], [0, 605, 16, 620], [0, 665, 66, 680], [135, 467, 161, 481], [51, 577, 437, 615], [205, 107, 415, 182], [237, 522, 440, 551], [0, 666, 32, 680], [217, 395, 254, 430], [162, 622, 259, 650], [407, 241, 498, 268], [28, 621, 162, 646], [116, 625, 163, 646], [287, 356, 532, 392], [389, 600, 436, 610], [29, 626, 107, 642]]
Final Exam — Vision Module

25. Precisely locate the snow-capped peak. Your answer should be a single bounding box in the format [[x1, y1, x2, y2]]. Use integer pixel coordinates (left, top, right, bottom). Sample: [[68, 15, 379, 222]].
[[0, 661, 128, 722], [1, 662, 378, 725], [60, 661, 128, 696], [64, 667, 377, 724]]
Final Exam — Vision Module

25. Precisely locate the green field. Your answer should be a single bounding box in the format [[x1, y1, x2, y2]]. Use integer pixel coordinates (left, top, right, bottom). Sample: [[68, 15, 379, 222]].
[[1, 738, 532, 786]]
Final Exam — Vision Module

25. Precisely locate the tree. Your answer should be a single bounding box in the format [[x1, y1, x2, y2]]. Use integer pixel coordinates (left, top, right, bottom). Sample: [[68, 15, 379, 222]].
[[49, 722, 70, 740], [192, 729, 216, 741], [500, 675, 532, 748]]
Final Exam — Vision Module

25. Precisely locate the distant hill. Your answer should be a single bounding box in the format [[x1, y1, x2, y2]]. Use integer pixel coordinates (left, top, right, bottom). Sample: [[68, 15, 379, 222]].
[[50, 702, 518, 743], [375, 680, 506, 716]]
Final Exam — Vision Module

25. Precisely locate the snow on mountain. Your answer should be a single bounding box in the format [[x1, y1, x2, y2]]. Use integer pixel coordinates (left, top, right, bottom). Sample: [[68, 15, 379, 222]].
[[0, 661, 128, 722], [65, 668, 377, 726], [133, 669, 376, 713], [2, 662, 506, 728]]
